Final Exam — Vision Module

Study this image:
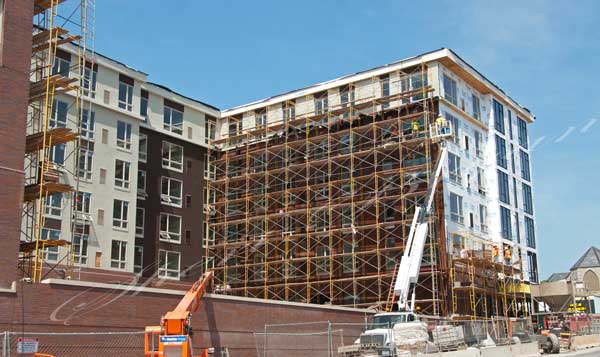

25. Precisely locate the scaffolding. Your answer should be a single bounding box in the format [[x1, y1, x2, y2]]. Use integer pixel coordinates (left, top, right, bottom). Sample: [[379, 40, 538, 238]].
[[205, 64, 450, 314], [448, 230, 531, 321], [20, 0, 96, 282]]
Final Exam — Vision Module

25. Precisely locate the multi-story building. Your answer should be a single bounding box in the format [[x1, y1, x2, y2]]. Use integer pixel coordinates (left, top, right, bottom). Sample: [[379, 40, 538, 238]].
[[206, 48, 538, 317], [28, 42, 219, 283]]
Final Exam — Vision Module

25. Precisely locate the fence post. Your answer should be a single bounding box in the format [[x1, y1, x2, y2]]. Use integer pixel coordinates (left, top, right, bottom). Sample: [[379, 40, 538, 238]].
[[263, 325, 268, 357], [327, 321, 332, 357]]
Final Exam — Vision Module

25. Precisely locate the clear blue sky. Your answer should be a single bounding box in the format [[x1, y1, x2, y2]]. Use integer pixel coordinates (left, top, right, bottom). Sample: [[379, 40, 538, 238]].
[[93, 0, 599, 278]]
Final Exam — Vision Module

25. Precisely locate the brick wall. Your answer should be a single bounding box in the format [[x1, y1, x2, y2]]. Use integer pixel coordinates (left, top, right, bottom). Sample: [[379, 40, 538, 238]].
[[0, 280, 372, 356], [0, 0, 33, 288]]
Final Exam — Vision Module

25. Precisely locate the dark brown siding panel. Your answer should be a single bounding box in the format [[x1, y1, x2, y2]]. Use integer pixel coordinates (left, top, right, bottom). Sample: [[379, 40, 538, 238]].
[[119, 73, 134, 86], [164, 98, 185, 112]]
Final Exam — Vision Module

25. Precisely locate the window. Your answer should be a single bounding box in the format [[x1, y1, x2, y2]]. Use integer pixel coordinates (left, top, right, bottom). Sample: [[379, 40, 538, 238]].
[[493, 99, 505, 134], [471, 94, 481, 120], [443, 74, 457, 105], [134, 246, 143, 274], [138, 134, 147, 162], [160, 213, 182, 243], [343, 241, 358, 273], [464, 135, 469, 152], [522, 183, 534, 214], [135, 207, 145, 237], [41, 228, 60, 261], [255, 109, 267, 128], [137, 170, 146, 197], [517, 118, 528, 149], [161, 177, 183, 207], [520, 150, 531, 181], [111, 240, 127, 269], [162, 141, 183, 171], [316, 246, 330, 275], [158, 250, 180, 279], [500, 206, 512, 239], [508, 110, 513, 140], [205, 117, 216, 145], [479, 205, 488, 232], [118, 75, 133, 111], [495, 135, 507, 168], [140, 90, 148, 120], [74, 191, 91, 214], [77, 147, 93, 180], [50, 100, 68, 128], [474, 131, 483, 158], [497, 170, 510, 204], [477, 167, 485, 194], [445, 112, 460, 145], [513, 177, 519, 209], [510, 144, 516, 173], [449, 192, 463, 224], [340, 85, 355, 107], [381, 75, 390, 108], [80, 109, 95, 140], [515, 213, 521, 244], [525, 217, 536, 248], [44, 193, 62, 218], [228, 119, 241, 137], [112, 199, 129, 229], [50, 144, 65, 165], [314, 92, 328, 115], [164, 105, 183, 135], [81, 62, 97, 98], [402, 72, 427, 102], [448, 153, 461, 184], [204, 153, 216, 180], [527, 252, 538, 283], [51, 51, 70, 77], [114, 159, 131, 189], [282, 102, 295, 123], [116, 121, 132, 150], [73, 223, 89, 264]]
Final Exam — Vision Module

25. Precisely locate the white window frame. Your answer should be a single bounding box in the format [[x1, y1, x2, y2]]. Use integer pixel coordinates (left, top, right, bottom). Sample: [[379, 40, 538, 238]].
[[255, 111, 267, 128], [74, 191, 91, 215], [77, 148, 93, 180], [116, 121, 132, 150], [52, 57, 70, 77], [111, 240, 127, 269], [136, 207, 145, 238], [112, 199, 129, 230], [161, 177, 183, 207], [114, 159, 131, 189], [205, 119, 216, 145], [449, 192, 464, 224], [81, 65, 97, 98], [73, 222, 89, 264], [41, 228, 60, 261], [448, 152, 461, 184], [50, 100, 68, 128], [162, 141, 184, 172], [118, 82, 133, 111], [44, 193, 62, 218], [315, 95, 328, 115], [160, 213, 182, 243], [164, 106, 183, 135], [80, 109, 95, 140], [138, 134, 147, 162], [479, 204, 488, 233], [158, 249, 181, 280]]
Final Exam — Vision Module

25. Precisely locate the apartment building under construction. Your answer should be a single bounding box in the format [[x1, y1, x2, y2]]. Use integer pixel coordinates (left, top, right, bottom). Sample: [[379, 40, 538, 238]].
[[206, 49, 539, 318]]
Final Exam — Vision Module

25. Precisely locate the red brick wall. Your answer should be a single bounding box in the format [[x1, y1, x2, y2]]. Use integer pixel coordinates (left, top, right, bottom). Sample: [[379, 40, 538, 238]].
[[0, 0, 33, 288], [0, 281, 372, 356]]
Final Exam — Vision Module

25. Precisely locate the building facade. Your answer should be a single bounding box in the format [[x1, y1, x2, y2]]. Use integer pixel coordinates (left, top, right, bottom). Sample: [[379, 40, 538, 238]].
[[206, 49, 538, 316], [29, 42, 219, 283]]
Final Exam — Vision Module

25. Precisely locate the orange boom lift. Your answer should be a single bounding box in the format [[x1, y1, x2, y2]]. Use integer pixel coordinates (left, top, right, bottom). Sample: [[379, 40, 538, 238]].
[[145, 271, 214, 357]]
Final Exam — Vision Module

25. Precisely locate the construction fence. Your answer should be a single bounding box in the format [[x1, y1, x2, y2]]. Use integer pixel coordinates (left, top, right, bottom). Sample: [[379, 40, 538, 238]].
[[255, 317, 536, 356]]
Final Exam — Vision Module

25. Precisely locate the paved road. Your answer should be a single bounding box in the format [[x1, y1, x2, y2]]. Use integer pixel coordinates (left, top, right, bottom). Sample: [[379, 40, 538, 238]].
[[559, 347, 600, 356]]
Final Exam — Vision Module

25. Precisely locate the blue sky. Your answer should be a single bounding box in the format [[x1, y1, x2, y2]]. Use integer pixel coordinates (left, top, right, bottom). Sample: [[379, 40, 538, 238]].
[[92, 0, 600, 277]]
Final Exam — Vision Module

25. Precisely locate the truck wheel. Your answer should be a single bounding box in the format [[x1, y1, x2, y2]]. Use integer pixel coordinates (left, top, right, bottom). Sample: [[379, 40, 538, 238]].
[[547, 334, 559, 354]]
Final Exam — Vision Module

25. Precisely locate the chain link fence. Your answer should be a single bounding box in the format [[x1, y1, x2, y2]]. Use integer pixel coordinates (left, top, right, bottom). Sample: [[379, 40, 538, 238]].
[[255, 317, 537, 356], [1, 331, 145, 357]]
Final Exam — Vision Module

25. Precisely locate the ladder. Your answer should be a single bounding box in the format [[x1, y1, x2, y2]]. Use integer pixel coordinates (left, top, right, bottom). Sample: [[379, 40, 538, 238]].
[[385, 263, 399, 311]]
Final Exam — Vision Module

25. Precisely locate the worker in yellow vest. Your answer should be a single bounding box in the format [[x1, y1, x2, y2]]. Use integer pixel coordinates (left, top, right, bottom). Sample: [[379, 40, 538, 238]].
[[412, 119, 419, 136], [436, 115, 447, 135]]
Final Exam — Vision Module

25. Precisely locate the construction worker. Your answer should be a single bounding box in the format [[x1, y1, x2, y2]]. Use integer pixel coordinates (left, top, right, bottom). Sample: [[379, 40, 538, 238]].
[[436, 115, 447, 135], [412, 119, 419, 136]]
